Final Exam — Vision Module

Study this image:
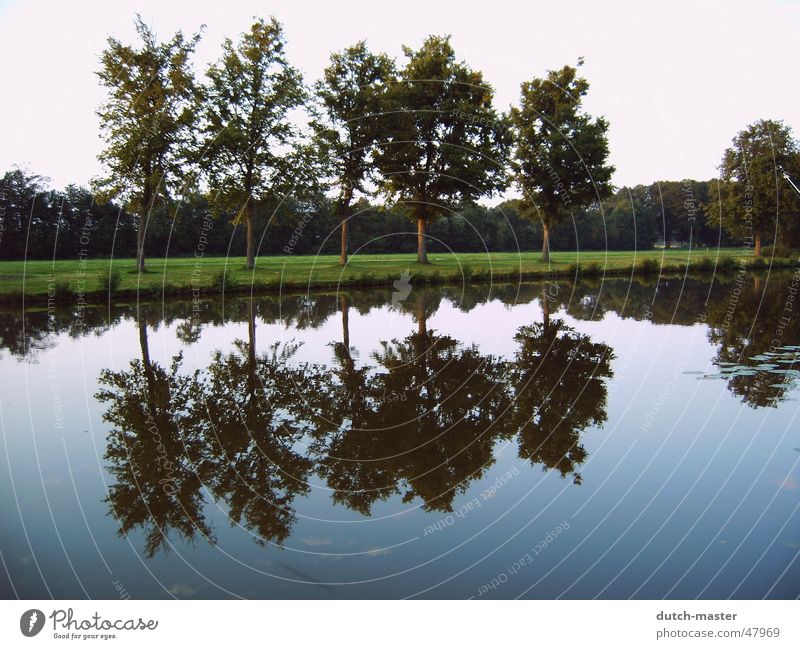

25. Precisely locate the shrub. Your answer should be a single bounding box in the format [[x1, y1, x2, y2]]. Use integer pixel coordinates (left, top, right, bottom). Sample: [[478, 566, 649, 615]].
[[210, 269, 237, 294], [582, 261, 602, 276], [636, 258, 660, 275], [693, 257, 715, 273], [97, 269, 122, 295]]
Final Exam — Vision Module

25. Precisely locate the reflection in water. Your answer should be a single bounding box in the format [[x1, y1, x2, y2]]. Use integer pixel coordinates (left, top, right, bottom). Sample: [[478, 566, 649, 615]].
[[704, 275, 800, 407], [509, 317, 613, 484], [89, 286, 616, 554], [318, 291, 515, 514], [96, 315, 212, 557], [2, 272, 798, 560]]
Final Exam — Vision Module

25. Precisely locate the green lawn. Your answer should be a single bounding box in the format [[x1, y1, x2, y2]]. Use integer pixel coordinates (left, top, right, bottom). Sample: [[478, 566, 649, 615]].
[[0, 248, 783, 303]]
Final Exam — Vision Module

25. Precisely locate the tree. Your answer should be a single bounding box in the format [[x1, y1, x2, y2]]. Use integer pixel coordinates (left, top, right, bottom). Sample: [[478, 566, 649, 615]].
[[314, 42, 395, 265], [196, 301, 318, 545], [510, 60, 614, 261], [199, 17, 307, 270], [605, 185, 659, 251], [94, 16, 200, 273], [317, 291, 511, 513], [704, 273, 800, 408], [707, 119, 800, 257], [96, 313, 212, 557], [505, 317, 613, 483], [375, 35, 511, 264]]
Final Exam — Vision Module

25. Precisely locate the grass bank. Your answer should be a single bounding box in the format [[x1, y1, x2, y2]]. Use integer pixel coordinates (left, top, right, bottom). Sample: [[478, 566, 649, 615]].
[[1, 248, 796, 305]]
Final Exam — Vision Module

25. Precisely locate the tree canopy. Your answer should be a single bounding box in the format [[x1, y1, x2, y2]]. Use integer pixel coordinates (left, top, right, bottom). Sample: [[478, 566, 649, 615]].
[[706, 119, 800, 257], [199, 17, 308, 269], [510, 60, 615, 261], [314, 41, 396, 265], [375, 35, 511, 263], [94, 15, 201, 272]]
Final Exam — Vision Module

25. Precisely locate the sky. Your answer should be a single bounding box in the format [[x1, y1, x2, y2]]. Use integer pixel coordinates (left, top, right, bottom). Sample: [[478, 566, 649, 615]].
[[1, 0, 799, 193]]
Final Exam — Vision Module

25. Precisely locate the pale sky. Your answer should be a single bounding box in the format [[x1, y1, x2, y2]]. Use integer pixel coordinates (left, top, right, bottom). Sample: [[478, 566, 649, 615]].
[[1, 0, 799, 192]]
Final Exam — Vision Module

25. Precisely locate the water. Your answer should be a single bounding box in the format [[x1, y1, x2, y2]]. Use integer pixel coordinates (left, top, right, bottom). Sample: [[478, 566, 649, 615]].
[[1, 271, 798, 599]]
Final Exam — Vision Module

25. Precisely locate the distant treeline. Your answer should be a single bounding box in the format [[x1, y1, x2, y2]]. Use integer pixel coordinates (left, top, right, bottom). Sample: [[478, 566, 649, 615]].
[[0, 168, 737, 261]]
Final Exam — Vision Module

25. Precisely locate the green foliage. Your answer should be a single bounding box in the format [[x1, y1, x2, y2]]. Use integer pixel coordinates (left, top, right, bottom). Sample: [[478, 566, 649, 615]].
[[313, 42, 395, 250], [374, 35, 511, 262], [582, 261, 603, 276], [94, 15, 201, 272], [97, 269, 122, 295], [706, 119, 800, 256], [199, 17, 309, 268], [54, 279, 73, 299], [510, 60, 615, 259], [636, 257, 660, 274], [693, 257, 715, 273], [210, 269, 236, 294]]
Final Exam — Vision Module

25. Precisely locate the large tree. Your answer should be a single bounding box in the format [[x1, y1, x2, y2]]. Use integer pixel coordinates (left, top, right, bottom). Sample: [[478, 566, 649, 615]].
[[199, 17, 307, 270], [314, 42, 395, 265], [375, 35, 511, 264], [707, 119, 800, 257], [510, 60, 614, 262], [94, 16, 200, 273]]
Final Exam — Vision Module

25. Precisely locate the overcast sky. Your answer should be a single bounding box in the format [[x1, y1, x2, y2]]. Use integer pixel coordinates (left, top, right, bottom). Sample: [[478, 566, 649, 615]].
[[1, 0, 799, 192]]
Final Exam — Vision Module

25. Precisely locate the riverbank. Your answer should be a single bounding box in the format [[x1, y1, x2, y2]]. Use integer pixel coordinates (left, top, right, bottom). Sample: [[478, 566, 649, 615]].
[[1, 248, 796, 306]]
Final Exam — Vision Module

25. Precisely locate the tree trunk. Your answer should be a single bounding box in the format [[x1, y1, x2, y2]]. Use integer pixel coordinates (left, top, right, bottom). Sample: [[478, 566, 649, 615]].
[[136, 213, 146, 274], [340, 294, 350, 351], [246, 297, 257, 406], [137, 178, 152, 274], [138, 315, 155, 403], [541, 220, 551, 262], [245, 201, 255, 270], [417, 217, 428, 264], [340, 217, 349, 266], [754, 233, 762, 258], [541, 286, 550, 329], [415, 293, 427, 337]]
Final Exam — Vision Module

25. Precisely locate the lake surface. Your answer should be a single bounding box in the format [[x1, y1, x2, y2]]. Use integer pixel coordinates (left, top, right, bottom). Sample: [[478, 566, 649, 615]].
[[1, 271, 799, 599]]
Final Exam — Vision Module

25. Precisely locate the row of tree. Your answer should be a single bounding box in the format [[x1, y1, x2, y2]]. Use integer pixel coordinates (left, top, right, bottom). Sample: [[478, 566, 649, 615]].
[[91, 16, 613, 271], [0, 167, 739, 260], [3, 16, 798, 264]]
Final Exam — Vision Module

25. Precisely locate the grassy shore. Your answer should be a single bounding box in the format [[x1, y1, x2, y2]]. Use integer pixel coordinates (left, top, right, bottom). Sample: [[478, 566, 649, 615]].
[[0, 248, 795, 304]]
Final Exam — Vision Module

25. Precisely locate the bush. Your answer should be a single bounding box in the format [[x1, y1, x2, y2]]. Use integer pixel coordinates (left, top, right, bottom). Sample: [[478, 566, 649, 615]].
[[636, 258, 660, 275], [210, 269, 236, 294], [582, 261, 602, 276], [97, 269, 122, 295], [693, 257, 715, 273], [717, 256, 738, 273], [762, 245, 799, 260]]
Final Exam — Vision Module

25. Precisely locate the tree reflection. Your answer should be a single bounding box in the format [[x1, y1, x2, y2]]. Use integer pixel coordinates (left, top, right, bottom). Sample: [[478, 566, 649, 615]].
[[505, 315, 614, 484], [93, 286, 622, 556], [318, 292, 512, 513], [705, 274, 799, 408], [195, 298, 318, 545], [96, 313, 212, 557]]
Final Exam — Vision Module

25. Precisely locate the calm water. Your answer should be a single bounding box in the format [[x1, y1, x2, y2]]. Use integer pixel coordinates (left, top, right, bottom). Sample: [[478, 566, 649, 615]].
[[1, 272, 799, 599]]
